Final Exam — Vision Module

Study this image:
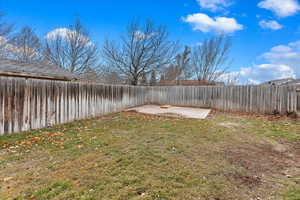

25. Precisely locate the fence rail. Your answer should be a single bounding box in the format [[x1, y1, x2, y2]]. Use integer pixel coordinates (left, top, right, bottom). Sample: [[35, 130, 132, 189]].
[[0, 77, 299, 135]]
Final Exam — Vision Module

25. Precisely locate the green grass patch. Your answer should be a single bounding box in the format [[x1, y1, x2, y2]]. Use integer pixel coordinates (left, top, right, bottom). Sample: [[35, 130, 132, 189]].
[[0, 112, 299, 200], [283, 186, 300, 200], [16, 181, 71, 200]]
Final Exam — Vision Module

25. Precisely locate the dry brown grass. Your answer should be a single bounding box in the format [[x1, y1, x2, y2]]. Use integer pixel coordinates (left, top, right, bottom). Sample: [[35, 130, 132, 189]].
[[0, 111, 299, 200]]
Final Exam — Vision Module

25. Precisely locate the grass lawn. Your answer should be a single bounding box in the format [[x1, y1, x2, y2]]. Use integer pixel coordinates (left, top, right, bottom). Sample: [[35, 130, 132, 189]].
[[0, 111, 299, 200]]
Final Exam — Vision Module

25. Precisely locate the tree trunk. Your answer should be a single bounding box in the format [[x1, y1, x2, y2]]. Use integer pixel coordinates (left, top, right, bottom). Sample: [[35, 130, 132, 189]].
[[131, 78, 138, 86]]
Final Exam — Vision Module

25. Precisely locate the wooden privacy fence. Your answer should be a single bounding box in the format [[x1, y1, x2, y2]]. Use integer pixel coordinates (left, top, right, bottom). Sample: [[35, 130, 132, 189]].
[[297, 88, 300, 111], [0, 77, 148, 135], [0, 77, 299, 135], [147, 85, 299, 114]]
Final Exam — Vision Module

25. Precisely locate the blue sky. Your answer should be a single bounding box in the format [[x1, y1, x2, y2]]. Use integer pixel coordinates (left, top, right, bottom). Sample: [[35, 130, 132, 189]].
[[1, 0, 300, 84]]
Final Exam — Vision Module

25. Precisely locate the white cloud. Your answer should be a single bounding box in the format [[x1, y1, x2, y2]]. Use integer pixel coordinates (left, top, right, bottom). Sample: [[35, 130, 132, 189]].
[[45, 28, 93, 46], [0, 36, 7, 43], [289, 40, 300, 49], [261, 41, 300, 76], [258, 0, 300, 17], [238, 64, 296, 84], [45, 28, 70, 39], [197, 0, 231, 12], [234, 40, 300, 84], [270, 45, 293, 52], [218, 71, 241, 85], [183, 13, 243, 34], [259, 20, 283, 30]]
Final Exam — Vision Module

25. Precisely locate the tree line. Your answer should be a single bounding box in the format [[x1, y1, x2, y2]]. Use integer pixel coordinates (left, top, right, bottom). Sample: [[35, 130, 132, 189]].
[[0, 13, 238, 85]]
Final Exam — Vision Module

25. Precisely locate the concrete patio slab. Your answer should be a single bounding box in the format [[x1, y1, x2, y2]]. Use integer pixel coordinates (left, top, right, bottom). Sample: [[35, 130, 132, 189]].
[[127, 105, 211, 119]]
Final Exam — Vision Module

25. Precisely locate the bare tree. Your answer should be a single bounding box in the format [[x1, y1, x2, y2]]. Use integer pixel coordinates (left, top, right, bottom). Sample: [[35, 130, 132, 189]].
[[0, 12, 14, 57], [164, 46, 191, 81], [80, 67, 99, 82], [191, 35, 232, 82], [43, 18, 99, 75], [97, 64, 126, 84], [150, 70, 157, 86], [140, 72, 148, 85], [102, 20, 178, 85], [175, 46, 192, 79], [164, 65, 182, 81], [160, 74, 165, 83], [9, 26, 41, 62], [104, 71, 124, 84], [220, 72, 240, 85]]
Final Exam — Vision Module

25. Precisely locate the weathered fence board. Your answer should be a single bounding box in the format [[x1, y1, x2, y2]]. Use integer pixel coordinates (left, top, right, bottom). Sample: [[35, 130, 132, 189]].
[[296, 87, 300, 113], [0, 77, 299, 135], [0, 77, 148, 135], [147, 85, 299, 115]]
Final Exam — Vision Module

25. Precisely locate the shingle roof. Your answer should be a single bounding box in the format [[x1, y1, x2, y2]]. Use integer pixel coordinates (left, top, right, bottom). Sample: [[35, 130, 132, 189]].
[[282, 79, 300, 85], [261, 78, 296, 86], [0, 59, 78, 81]]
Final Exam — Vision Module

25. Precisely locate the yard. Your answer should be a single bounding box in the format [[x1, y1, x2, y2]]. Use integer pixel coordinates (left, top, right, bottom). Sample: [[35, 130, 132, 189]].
[[0, 111, 299, 200]]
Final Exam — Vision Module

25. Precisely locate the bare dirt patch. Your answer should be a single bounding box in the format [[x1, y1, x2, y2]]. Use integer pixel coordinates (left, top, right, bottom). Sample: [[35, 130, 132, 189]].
[[218, 122, 241, 128], [224, 141, 300, 187], [214, 109, 300, 121], [227, 172, 262, 188]]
